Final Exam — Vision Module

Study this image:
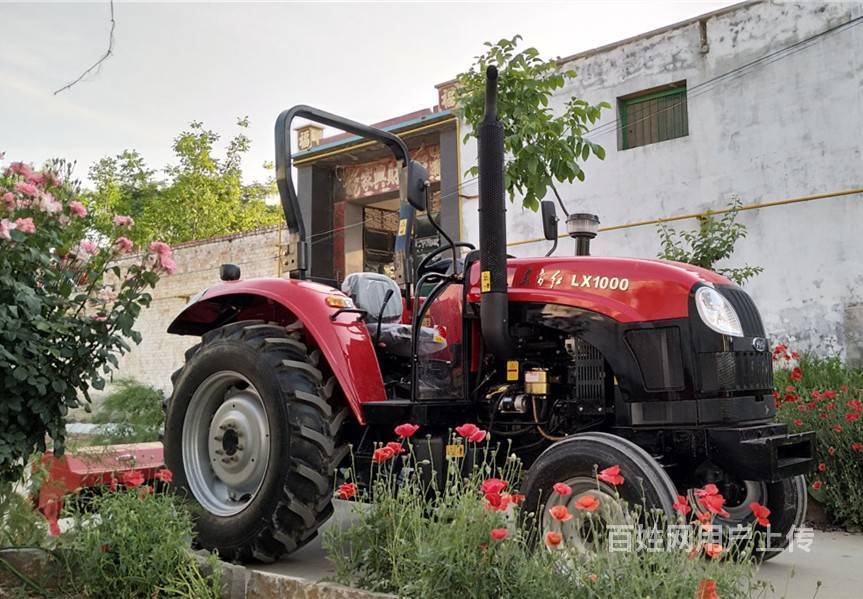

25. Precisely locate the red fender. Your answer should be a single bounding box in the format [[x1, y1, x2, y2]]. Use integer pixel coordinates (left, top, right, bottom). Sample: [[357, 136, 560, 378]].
[[167, 278, 386, 424]]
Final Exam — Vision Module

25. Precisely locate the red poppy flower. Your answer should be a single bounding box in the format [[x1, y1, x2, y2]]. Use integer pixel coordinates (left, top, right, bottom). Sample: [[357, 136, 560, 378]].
[[549, 505, 573, 521], [832, 424, 843, 433], [510, 493, 525, 506], [545, 531, 563, 548], [847, 400, 863, 413], [490, 528, 508, 541], [749, 502, 770, 527], [824, 390, 837, 400], [121, 470, 145, 488], [812, 480, 822, 490], [574, 495, 601, 512], [155, 468, 173, 483], [455, 423, 479, 439], [852, 442, 863, 452], [818, 462, 826, 472], [598, 465, 624, 486], [672, 495, 692, 516], [791, 351, 800, 359], [394, 423, 420, 438], [485, 492, 511, 512], [385, 441, 405, 455], [785, 393, 799, 403], [828, 446, 836, 456], [481, 478, 508, 496], [847, 413, 861, 423], [704, 543, 724, 559], [372, 446, 395, 464], [790, 367, 803, 381], [826, 402, 836, 411], [785, 385, 795, 393], [696, 579, 719, 599], [694, 484, 730, 518], [794, 419, 803, 427], [810, 390, 822, 400], [819, 412, 828, 420], [772, 391, 780, 400], [552, 482, 572, 496], [336, 483, 358, 500], [587, 574, 598, 584], [468, 428, 488, 443]]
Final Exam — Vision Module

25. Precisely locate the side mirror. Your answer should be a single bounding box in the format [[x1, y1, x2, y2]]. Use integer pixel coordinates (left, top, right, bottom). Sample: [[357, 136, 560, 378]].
[[400, 160, 429, 211], [541, 201, 558, 241]]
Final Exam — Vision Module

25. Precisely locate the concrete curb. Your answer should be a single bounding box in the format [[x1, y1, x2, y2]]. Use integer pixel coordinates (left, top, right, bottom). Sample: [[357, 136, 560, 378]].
[[203, 551, 398, 599]]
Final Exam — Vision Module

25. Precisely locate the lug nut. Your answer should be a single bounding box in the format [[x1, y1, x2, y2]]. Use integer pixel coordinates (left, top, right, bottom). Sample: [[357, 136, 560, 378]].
[[214, 435, 224, 442], [236, 445, 244, 451], [215, 449, 225, 455]]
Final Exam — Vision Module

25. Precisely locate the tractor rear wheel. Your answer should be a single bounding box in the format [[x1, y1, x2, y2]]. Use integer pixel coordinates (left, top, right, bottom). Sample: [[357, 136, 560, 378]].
[[164, 320, 347, 563], [520, 433, 677, 551]]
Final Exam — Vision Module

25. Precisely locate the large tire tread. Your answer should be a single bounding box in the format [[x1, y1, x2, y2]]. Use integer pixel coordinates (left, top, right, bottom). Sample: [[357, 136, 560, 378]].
[[165, 320, 347, 563]]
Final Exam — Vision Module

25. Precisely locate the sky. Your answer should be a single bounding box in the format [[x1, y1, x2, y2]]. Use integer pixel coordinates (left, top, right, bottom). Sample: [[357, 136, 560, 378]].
[[1, 0, 735, 185]]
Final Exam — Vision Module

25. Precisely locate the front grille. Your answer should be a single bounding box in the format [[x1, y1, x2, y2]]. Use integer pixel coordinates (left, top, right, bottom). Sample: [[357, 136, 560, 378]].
[[625, 327, 685, 391], [699, 351, 773, 392], [718, 286, 765, 337]]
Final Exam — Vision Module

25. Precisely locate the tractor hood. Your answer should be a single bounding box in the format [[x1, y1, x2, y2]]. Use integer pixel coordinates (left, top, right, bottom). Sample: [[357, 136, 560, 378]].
[[466, 256, 733, 323]]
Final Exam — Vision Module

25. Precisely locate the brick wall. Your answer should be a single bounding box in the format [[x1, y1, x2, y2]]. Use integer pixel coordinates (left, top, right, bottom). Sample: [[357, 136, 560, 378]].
[[103, 226, 286, 399]]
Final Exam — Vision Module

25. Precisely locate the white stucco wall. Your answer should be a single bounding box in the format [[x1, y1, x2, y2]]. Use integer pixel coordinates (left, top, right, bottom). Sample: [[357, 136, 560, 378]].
[[459, 0, 863, 361]]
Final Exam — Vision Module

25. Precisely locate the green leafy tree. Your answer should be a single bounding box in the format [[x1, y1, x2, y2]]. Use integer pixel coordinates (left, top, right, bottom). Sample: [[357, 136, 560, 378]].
[[657, 198, 763, 285], [455, 35, 611, 211], [86, 117, 283, 245]]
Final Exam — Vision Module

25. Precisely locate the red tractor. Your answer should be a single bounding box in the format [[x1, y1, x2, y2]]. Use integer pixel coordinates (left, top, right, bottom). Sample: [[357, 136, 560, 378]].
[[163, 68, 813, 562]]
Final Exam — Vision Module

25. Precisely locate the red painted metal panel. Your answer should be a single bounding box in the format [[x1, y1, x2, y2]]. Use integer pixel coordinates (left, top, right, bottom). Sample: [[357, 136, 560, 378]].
[[467, 256, 731, 322], [38, 442, 164, 514], [171, 278, 387, 423]]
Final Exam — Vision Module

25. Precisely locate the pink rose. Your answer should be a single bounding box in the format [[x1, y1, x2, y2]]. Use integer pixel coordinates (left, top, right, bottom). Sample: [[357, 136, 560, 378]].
[[148, 240, 171, 256], [115, 236, 133, 253], [37, 193, 62, 214], [5, 162, 34, 179], [68, 201, 87, 218], [113, 215, 134, 228], [14, 182, 39, 197], [80, 240, 97, 254], [0, 218, 15, 240], [2, 192, 13, 210], [14, 217, 35, 234], [26, 172, 46, 186], [160, 255, 177, 274]]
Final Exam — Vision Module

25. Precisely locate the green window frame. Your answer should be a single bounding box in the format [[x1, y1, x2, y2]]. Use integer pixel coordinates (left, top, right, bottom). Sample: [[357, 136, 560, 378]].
[[619, 83, 688, 150]]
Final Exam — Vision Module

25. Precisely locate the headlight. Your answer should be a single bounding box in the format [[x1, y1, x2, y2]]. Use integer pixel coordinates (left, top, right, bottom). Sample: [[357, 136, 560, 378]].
[[694, 286, 743, 337]]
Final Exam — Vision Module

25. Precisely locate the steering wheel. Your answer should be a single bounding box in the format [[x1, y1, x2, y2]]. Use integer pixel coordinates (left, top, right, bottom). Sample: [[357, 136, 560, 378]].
[[416, 242, 476, 277]]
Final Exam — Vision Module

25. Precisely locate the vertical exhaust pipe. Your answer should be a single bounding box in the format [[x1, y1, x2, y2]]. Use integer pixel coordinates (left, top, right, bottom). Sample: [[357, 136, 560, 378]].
[[478, 66, 514, 360]]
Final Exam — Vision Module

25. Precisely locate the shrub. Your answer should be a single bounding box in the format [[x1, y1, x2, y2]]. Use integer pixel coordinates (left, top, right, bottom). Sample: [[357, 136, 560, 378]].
[[91, 378, 165, 444], [0, 159, 174, 481], [0, 457, 50, 548], [58, 471, 221, 598], [325, 427, 761, 598], [773, 346, 863, 528], [657, 198, 762, 285]]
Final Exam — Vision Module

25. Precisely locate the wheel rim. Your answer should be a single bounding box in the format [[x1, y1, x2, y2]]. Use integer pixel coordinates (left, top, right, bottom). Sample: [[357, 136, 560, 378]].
[[687, 480, 766, 524], [182, 371, 270, 517], [541, 476, 631, 553]]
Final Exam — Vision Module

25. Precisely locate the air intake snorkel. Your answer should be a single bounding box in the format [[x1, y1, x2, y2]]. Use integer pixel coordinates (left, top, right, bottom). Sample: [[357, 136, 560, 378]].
[[478, 66, 514, 360]]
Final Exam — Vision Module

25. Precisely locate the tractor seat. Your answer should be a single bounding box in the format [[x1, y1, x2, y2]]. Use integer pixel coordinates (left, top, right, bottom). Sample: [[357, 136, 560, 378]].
[[341, 272, 402, 323], [341, 272, 446, 357]]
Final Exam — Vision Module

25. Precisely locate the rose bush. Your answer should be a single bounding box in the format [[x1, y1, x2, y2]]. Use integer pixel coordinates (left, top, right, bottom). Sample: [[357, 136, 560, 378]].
[[324, 423, 763, 598], [0, 158, 174, 481], [772, 345, 863, 528]]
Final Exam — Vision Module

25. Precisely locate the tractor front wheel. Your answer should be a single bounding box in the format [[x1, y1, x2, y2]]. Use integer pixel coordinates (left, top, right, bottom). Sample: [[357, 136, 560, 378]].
[[520, 432, 678, 551], [164, 321, 347, 563]]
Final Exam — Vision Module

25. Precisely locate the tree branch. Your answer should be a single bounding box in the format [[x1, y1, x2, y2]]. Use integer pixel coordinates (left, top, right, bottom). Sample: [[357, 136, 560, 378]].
[[53, 0, 116, 95]]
